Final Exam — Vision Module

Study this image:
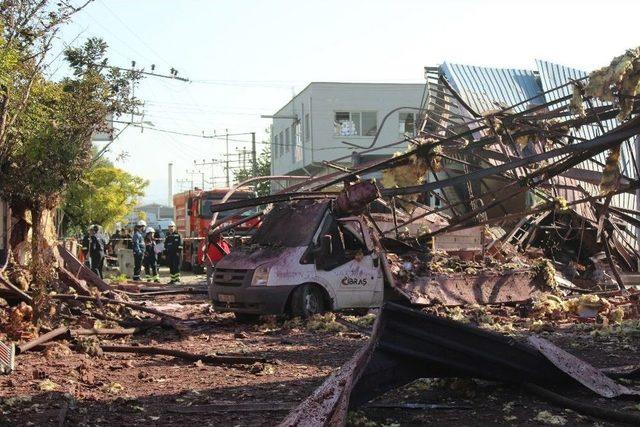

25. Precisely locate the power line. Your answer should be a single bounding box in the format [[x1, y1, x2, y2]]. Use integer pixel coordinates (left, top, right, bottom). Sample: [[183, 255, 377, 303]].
[[98, 0, 174, 69], [127, 124, 351, 151]]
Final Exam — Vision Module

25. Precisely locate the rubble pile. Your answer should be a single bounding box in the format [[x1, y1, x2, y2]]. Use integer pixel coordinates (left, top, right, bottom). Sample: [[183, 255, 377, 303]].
[[387, 250, 532, 283]]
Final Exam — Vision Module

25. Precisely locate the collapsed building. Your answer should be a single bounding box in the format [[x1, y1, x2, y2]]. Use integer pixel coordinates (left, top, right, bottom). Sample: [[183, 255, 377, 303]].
[[203, 51, 640, 424], [210, 56, 640, 307]]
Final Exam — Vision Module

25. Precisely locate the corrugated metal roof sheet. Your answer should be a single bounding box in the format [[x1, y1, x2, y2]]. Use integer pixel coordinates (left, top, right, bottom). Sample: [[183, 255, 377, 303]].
[[434, 59, 638, 250], [440, 62, 544, 114], [534, 60, 636, 178], [535, 59, 638, 250]]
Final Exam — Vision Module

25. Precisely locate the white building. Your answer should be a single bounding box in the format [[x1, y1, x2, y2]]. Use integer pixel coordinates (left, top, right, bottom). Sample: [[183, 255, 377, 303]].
[[270, 82, 424, 185]]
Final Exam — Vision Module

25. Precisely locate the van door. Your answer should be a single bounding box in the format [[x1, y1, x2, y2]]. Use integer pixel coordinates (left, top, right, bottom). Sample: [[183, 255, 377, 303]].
[[314, 217, 383, 308]]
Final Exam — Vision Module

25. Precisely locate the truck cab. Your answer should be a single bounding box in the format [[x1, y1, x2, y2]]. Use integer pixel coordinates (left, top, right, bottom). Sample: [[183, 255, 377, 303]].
[[209, 200, 385, 319], [173, 188, 260, 272]]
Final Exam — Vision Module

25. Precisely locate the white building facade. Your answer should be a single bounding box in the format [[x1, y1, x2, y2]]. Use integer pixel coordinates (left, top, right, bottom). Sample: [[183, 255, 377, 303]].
[[270, 82, 425, 184]]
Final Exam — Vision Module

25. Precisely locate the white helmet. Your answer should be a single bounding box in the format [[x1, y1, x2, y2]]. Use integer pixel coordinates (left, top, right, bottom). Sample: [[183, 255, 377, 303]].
[[145, 226, 155, 234], [168, 221, 176, 227], [137, 219, 147, 227]]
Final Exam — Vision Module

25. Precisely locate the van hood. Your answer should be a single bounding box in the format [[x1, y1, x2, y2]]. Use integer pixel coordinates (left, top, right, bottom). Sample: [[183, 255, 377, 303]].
[[216, 245, 305, 270]]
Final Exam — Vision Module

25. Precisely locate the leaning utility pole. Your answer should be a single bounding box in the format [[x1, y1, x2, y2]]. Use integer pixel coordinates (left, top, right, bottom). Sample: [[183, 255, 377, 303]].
[[251, 132, 257, 177]]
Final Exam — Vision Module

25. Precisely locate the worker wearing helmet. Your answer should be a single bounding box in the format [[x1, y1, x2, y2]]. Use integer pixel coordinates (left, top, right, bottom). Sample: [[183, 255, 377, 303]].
[[143, 226, 160, 283], [88, 224, 107, 279], [164, 221, 183, 284], [132, 219, 146, 281]]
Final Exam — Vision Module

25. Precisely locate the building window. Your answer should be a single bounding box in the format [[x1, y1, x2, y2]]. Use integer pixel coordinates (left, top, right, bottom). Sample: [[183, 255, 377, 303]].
[[293, 122, 302, 162], [399, 112, 416, 135], [284, 128, 290, 153], [273, 134, 278, 158], [334, 111, 377, 137], [304, 113, 310, 141], [290, 124, 296, 147]]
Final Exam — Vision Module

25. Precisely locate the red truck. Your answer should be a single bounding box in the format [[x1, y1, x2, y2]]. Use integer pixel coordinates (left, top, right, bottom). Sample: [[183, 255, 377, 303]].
[[173, 188, 260, 272]]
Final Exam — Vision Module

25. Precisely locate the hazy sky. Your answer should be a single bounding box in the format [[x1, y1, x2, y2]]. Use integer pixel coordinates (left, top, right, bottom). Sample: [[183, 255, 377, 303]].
[[52, 0, 640, 204]]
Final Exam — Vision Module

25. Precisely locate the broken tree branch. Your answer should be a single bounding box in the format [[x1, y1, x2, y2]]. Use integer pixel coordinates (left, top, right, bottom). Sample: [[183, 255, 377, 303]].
[[17, 326, 70, 354], [523, 383, 640, 425], [100, 345, 267, 366], [0, 275, 32, 303], [49, 294, 182, 320], [56, 266, 92, 296], [70, 327, 139, 337]]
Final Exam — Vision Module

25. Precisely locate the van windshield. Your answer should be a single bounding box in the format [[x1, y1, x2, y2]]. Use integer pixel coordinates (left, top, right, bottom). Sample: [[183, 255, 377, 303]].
[[251, 201, 330, 247]]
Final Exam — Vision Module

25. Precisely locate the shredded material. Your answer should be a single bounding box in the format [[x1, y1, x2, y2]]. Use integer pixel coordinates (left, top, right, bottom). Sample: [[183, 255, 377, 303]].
[[572, 47, 640, 121], [600, 144, 622, 194], [380, 138, 440, 194]]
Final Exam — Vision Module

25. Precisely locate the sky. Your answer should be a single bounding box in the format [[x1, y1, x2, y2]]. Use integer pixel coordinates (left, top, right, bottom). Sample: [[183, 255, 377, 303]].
[[51, 0, 640, 204]]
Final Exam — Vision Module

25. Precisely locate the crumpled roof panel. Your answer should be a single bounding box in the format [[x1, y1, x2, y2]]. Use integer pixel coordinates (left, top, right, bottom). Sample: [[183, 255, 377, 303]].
[[440, 62, 544, 114]]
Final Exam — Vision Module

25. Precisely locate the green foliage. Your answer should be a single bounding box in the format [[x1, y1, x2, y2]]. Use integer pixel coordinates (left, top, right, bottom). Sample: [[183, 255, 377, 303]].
[[62, 163, 147, 234], [106, 273, 128, 285], [233, 146, 271, 196], [0, 29, 142, 213]]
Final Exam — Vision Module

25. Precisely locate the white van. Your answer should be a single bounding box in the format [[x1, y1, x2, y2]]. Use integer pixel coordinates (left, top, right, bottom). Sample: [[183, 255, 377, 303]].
[[209, 200, 386, 321]]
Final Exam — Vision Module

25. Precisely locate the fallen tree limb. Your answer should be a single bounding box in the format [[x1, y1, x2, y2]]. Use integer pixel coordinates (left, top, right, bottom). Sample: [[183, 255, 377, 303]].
[[17, 326, 70, 354], [335, 315, 372, 336], [523, 382, 640, 425], [166, 402, 295, 414], [56, 267, 92, 296], [0, 275, 32, 303], [50, 294, 182, 320], [56, 244, 111, 292], [100, 345, 267, 365], [601, 365, 640, 380], [131, 288, 208, 297], [70, 327, 139, 337]]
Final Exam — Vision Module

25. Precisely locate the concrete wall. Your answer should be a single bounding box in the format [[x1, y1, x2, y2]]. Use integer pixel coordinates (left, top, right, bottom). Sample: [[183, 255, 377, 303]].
[[271, 83, 425, 176]]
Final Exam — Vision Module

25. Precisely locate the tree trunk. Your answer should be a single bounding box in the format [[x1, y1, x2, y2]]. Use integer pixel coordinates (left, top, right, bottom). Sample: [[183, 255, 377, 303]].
[[31, 204, 42, 278], [29, 204, 59, 322]]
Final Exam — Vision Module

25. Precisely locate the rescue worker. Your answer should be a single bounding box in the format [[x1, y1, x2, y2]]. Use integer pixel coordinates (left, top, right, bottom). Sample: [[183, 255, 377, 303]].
[[88, 224, 107, 279], [109, 226, 122, 256], [143, 226, 160, 283], [80, 227, 91, 268], [164, 221, 183, 284], [132, 220, 146, 281]]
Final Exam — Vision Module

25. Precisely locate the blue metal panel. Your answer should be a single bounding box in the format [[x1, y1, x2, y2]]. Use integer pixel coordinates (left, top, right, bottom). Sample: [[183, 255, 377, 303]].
[[440, 62, 544, 114]]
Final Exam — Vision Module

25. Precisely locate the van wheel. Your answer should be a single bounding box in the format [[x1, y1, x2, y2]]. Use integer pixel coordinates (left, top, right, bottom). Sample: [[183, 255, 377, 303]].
[[234, 312, 260, 323], [290, 284, 325, 318]]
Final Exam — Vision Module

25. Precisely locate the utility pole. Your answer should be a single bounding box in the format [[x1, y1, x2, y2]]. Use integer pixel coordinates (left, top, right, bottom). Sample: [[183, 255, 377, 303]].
[[167, 162, 173, 206], [186, 169, 205, 190], [225, 129, 230, 188], [194, 159, 220, 188], [251, 132, 257, 177], [176, 178, 193, 191]]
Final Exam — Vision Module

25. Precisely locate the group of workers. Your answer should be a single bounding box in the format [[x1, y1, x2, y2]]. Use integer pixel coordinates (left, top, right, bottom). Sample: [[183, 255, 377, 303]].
[[131, 219, 183, 283], [82, 219, 230, 284]]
